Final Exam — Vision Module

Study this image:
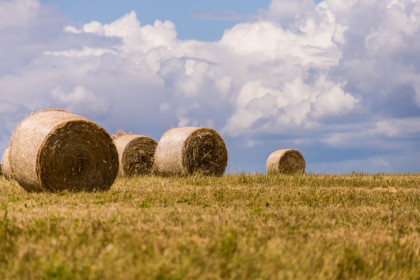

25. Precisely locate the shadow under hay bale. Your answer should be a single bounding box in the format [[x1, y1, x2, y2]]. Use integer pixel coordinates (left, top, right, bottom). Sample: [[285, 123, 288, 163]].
[[1, 147, 13, 180], [112, 132, 157, 176], [266, 149, 306, 175], [9, 109, 119, 192], [154, 127, 228, 176]]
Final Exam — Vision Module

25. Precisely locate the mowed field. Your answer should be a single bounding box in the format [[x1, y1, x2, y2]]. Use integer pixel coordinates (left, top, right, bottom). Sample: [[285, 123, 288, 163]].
[[0, 173, 419, 279]]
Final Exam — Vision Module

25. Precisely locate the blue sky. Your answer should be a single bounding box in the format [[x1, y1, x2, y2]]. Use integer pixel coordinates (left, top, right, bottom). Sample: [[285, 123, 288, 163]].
[[1, 0, 420, 174], [40, 0, 272, 41]]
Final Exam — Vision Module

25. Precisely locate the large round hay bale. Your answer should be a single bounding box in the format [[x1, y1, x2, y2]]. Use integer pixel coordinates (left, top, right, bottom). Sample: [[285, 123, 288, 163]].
[[9, 109, 119, 192], [1, 147, 13, 180], [266, 149, 306, 175], [154, 127, 228, 176], [113, 132, 157, 176]]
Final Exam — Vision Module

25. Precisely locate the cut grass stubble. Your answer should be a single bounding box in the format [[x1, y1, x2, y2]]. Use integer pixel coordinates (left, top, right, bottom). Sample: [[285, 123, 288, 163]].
[[0, 173, 419, 279]]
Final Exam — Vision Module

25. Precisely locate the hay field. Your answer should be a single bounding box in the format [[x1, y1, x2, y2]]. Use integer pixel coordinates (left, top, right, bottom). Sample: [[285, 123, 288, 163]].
[[0, 173, 419, 279]]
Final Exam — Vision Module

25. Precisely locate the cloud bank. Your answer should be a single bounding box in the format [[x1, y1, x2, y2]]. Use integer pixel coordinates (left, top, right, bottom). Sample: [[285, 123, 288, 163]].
[[1, 0, 420, 173]]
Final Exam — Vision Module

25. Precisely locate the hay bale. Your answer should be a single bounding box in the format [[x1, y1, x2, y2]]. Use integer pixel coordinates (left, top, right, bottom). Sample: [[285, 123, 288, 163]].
[[113, 132, 157, 176], [112, 130, 132, 140], [154, 127, 228, 176], [266, 149, 305, 175], [9, 109, 119, 192], [1, 147, 13, 180]]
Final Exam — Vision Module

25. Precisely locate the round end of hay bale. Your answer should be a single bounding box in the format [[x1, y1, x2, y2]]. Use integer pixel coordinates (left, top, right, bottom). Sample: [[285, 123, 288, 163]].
[[266, 149, 305, 175], [37, 120, 119, 192], [1, 147, 13, 180], [182, 128, 228, 176], [10, 109, 119, 192], [115, 134, 157, 176]]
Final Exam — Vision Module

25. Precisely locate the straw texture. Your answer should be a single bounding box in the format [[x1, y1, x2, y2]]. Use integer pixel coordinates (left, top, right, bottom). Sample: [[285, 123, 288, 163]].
[[1, 147, 13, 180], [113, 133, 157, 176], [154, 127, 228, 176], [266, 149, 306, 175], [9, 109, 119, 192]]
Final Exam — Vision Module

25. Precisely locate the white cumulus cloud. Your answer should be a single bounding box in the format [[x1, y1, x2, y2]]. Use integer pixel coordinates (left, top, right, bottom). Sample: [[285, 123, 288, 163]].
[[51, 86, 110, 115], [1, 0, 420, 173]]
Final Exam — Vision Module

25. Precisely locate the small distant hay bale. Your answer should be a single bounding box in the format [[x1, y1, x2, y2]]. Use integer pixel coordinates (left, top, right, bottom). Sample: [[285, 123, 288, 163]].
[[266, 149, 306, 175], [1, 147, 13, 180], [154, 127, 228, 176], [112, 132, 157, 176], [9, 109, 119, 192]]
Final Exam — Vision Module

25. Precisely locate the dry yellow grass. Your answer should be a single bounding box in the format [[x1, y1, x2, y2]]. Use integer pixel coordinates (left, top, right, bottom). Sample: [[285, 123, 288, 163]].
[[0, 173, 419, 279]]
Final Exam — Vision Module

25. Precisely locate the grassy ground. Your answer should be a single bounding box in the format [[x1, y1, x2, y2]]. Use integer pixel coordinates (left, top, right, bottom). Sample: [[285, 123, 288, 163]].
[[0, 173, 419, 279]]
